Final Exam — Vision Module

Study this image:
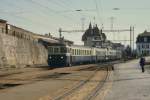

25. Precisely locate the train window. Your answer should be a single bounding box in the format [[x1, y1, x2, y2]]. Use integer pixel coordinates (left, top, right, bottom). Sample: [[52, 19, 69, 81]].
[[67, 48, 70, 53], [76, 49, 77, 55], [79, 50, 80, 55], [72, 49, 75, 55], [76, 49, 78, 55], [74, 49, 75, 55], [70, 48, 72, 53], [71, 49, 74, 55], [74, 49, 76, 55], [54, 48, 59, 53], [79, 50, 81, 55], [48, 47, 53, 54], [60, 47, 67, 53], [79, 49, 80, 55]]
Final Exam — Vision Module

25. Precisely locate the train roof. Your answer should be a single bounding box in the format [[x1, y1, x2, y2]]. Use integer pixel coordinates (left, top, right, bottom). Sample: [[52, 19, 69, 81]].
[[70, 45, 108, 50], [71, 45, 92, 48], [47, 44, 118, 51]]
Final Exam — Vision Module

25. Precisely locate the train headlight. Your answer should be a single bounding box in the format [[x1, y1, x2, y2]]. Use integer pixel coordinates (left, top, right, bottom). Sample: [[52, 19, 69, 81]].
[[49, 56, 52, 59], [61, 56, 63, 59]]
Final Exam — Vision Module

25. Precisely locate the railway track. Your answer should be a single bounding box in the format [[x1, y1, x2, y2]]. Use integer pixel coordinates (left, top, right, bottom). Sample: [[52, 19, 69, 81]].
[[54, 64, 112, 100], [84, 65, 111, 100]]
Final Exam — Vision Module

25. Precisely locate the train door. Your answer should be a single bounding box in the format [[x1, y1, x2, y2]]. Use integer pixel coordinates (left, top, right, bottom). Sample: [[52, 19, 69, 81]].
[[69, 48, 72, 66]]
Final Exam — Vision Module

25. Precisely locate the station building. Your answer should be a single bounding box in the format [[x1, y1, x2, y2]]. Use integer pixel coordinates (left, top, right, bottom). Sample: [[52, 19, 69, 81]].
[[136, 30, 150, 56], [82, 23, 107, 48], [82, 23, 124, 51]]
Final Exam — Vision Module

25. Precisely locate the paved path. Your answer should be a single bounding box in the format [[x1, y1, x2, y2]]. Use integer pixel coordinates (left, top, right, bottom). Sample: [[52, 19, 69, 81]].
[[105, 59, 150, 100]]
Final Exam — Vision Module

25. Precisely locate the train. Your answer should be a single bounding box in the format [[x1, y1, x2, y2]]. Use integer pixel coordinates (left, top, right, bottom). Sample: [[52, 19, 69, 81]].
[[47, 43, 122, 67]]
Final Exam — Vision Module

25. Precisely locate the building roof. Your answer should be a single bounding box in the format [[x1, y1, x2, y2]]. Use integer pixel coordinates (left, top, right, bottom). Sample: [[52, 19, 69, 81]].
[[0, 19, 7, 23], [82, 23, 106, 41], [138, 30, 150, 36], [136, 30, 150, 43]]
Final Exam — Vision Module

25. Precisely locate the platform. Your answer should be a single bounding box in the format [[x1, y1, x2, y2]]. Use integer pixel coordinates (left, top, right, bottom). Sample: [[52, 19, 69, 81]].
[[105, 59, 150, 100]]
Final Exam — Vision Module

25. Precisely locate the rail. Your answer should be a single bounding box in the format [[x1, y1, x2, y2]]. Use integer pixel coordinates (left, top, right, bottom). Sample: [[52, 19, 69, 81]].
[[54, 63, 112, 100], [84, 65, 111, 100]]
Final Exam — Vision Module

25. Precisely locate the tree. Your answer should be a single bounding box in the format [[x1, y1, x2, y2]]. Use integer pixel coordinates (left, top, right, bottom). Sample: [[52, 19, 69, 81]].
[[124, 45, 132, 58]]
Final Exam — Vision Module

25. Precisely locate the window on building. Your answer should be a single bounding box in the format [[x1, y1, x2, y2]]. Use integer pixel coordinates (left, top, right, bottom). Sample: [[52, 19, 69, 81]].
[[146, 44, 149, 48], [138, 45, 140, 50], [142, 44, 144, 48], [144, 37, 147, 42]]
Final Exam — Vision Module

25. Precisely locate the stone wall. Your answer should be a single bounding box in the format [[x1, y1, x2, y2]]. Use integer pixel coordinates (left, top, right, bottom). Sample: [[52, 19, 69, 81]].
[[0, 20, 48, 68]]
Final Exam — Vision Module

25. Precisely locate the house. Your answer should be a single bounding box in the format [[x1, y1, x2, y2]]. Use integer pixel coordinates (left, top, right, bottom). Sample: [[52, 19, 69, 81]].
[[82, 23, 107, 48], [136, 30, 150, 56]]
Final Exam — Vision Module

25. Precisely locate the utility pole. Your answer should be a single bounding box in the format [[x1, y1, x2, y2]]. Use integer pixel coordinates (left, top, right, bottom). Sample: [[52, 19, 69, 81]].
[[133, 26, 135, 50], [110, 17, 115, 41], [130, 26, 132, 54], [59, 28, 62, 39], [81, 17, 85, 30], [110, 17, 115, 30]]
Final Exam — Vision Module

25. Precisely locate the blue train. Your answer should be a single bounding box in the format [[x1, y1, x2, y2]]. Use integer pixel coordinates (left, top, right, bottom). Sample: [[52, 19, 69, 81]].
[[47, 44, 121, 67]]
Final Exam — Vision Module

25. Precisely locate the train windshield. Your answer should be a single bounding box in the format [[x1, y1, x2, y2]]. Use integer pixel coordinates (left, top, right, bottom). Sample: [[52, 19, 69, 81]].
[[54, 48, 59, 53], [48, 46, 68, 54], [60, 47, 67, 53]]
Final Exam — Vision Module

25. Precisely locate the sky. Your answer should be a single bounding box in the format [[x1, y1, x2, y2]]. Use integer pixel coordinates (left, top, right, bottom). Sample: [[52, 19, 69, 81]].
[[0, 0, 150, 47]]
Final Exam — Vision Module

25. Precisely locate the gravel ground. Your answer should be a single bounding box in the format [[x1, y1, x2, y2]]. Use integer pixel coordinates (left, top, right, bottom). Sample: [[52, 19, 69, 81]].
[[0, 64, 111, 100], [63, 71, 106, 100]]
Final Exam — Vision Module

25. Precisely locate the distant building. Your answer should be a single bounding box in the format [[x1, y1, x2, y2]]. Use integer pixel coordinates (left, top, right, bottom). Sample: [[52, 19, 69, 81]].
[[82, 23, 107, 48], [0, 19, 73, 46], [136, 30, 150, 56], [36, 34, 74, 46], [112, 43, 125, 51]]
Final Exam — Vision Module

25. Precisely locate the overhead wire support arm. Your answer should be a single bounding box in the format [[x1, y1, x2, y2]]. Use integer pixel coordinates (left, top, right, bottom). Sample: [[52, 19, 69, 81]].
[[59, 28, 131, 33]]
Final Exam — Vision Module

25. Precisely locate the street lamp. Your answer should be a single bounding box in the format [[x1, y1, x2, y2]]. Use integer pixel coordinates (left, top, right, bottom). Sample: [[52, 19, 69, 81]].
[[113, 8, 120, 10]]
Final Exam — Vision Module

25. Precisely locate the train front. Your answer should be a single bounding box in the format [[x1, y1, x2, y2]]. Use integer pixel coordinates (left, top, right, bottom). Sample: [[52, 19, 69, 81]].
[[47, 45, 70, 67]]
